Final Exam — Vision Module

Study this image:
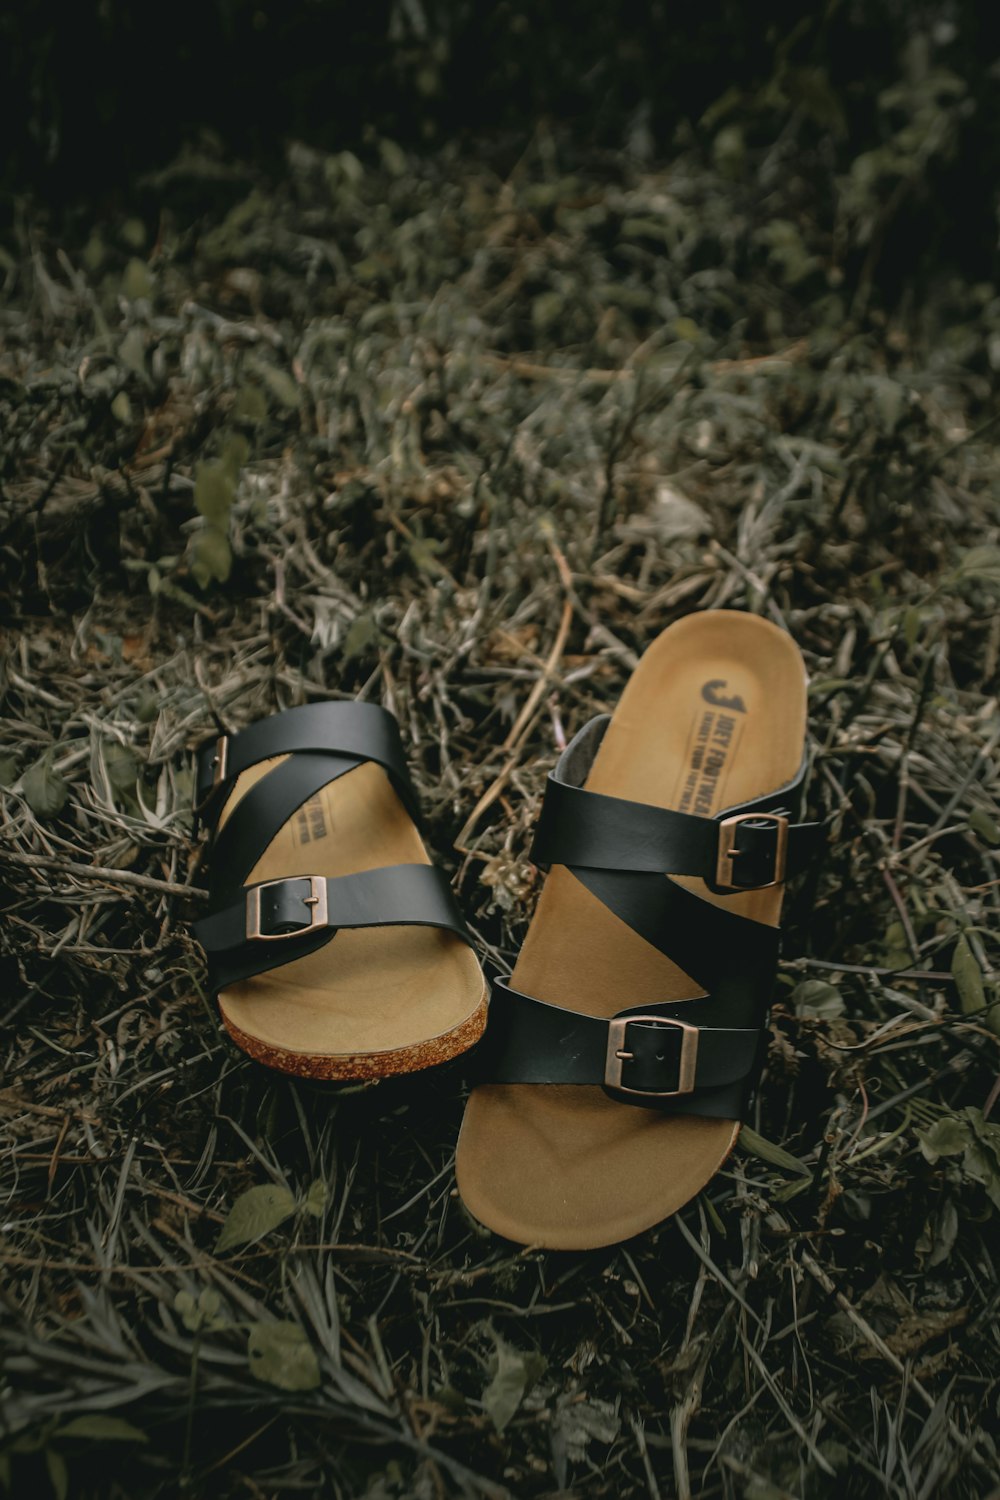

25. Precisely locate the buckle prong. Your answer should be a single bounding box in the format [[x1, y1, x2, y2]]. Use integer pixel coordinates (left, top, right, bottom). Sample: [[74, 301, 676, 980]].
[[605, 1016, 699, 1098], [246, 876, 329, 941]]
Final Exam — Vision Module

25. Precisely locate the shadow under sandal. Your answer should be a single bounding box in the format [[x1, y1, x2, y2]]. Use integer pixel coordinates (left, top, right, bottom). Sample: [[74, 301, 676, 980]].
[[456, 610, 823, 1249], [192, 702, 487, 1079]]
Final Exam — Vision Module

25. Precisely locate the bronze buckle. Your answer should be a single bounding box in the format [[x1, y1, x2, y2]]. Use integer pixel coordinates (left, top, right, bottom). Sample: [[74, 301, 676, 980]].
[[209, 735, 229, 790], [604, 1016, 699, 1098], [715, 812, 788, 891], [246, 876, 328, 941], [194, 735, 230, 814]]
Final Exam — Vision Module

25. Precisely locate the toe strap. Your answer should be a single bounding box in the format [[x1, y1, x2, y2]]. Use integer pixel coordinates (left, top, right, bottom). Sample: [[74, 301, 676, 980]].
[[474, 977, 767, 1117], [193, 864, 472, 990]]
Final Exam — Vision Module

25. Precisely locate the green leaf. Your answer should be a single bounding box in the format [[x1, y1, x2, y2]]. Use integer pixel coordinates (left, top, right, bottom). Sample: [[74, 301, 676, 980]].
[[969, 807, 1000, 845], [221, 432, 249, 481], [956, 545, 1000, 584], [119, 327, 147, 378], [481, 1334, 546, 1434], [234, 385, 268, 424], [157, 577, 205, 611], [23, 753, 69, 819], [216, 1184, 296, 1252], [190, 526, 233, 588], [917, 1116, 969, 1163], [530, 290, 563, 333], [122, 257, 154, 301], [962, 1141, 1000, 1211], [903, 605, 922, 649], [407, 536, 443, 573], [135, 688, 159, 725], [45, 1448, 68, 1500], [962, 1107, 1000, 1165], [194, 460, 235, 526], [82, 231, 105, 272], [342, 612, 379, 662], [303, 1179, 329, 1218], [121, 218, 146, 250], [744, 1478, 796, 1500], [104, 741, 138, 792], [56, 1416, 146, 1442], [174, 1290, 196, 1321], [952, 935, 986, 1015], [379, 138, 408, 176], [111, 391, 133, 424], [0, 753, 18, 786], [791, 979, 845, 1019], [247, 1322, 321, 1391], [174, 1287, 226, 1332], [673, 316, 700, 343], [919, 1197, 958, 1268], [713, 124, 746, 177], [739, 1126, 812, 1178], [255, 363, 301, 410]]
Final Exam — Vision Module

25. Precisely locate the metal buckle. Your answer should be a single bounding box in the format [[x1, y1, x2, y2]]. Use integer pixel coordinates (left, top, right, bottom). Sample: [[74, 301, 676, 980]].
[[209, 735, 229, 790], [194, 736, 230, 813], [715, 812, 788, 891], [604, 1016, 699, 1098], [246, 876, 328, 941]]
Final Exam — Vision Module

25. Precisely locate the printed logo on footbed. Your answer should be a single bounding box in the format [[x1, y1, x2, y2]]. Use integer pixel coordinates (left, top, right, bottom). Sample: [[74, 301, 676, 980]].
[[701, 679, 747, 714], [675, 700, 745, 816], [294, 795, 328, 845]]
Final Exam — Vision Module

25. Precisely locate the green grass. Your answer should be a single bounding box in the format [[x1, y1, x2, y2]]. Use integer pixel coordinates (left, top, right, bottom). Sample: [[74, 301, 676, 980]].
[[1, 126, 999, 1498]]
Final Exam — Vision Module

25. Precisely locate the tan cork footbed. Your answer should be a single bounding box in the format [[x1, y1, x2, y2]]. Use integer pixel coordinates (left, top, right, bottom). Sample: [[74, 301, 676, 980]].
[[213, 758, 487, 1079], [456, 611, 808, 1249]]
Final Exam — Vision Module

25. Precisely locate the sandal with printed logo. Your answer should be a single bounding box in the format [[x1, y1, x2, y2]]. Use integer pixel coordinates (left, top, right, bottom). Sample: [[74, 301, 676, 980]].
[[456, 611, 822, 1248], [192, 702, 487, 1078]]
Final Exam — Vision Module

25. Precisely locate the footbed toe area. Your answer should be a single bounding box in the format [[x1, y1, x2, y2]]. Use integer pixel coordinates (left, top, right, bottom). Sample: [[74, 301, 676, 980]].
[[457, 1086, 738, 1249], [219, 927, 484, 1057]]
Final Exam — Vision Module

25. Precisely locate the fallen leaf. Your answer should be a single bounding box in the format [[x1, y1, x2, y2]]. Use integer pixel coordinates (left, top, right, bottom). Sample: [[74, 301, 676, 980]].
[[916, 1116, 969, 1163], [951, 935, 985, 1015], [481, 1334, 546, 1433], [248, 1321, 321, 1391], [23, 753, 69, 818], [194, 459, 235, 526], [791, 979, 845, 1019], [739, 1125, 812, 1177], [56, 1415, 147, 1442], [123, 257, 154, 301], [190, 526, 233, 588], [303, 1179, 329, 1218], [216, 1184, 296, 1253]]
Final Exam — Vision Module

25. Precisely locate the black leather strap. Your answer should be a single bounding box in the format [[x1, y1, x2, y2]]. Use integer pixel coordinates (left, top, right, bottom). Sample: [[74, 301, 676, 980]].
[[195, 702, 418, 827], [207, 751, 365, 907], [532, 715, 823, 892], [472, 710, 823, 1115], [192, 702, 472, 995], [477, 979, 762, 1118], [193, 865, 470, 990]]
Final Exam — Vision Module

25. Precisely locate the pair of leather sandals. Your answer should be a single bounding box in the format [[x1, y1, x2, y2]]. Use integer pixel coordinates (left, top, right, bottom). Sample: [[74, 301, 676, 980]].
[[192, 611, 823, 1249]]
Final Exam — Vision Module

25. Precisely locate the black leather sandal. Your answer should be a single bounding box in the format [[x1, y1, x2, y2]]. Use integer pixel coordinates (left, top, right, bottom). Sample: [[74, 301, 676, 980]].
[[192, 702, 486, 1078], [456, 611, 822, 1248]]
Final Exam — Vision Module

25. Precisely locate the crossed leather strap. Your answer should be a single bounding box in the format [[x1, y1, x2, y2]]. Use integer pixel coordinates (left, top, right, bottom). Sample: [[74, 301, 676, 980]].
[[474, 715, 825, 1117], [192, 705, 823, 1116], [192, 703, 473, 993]]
